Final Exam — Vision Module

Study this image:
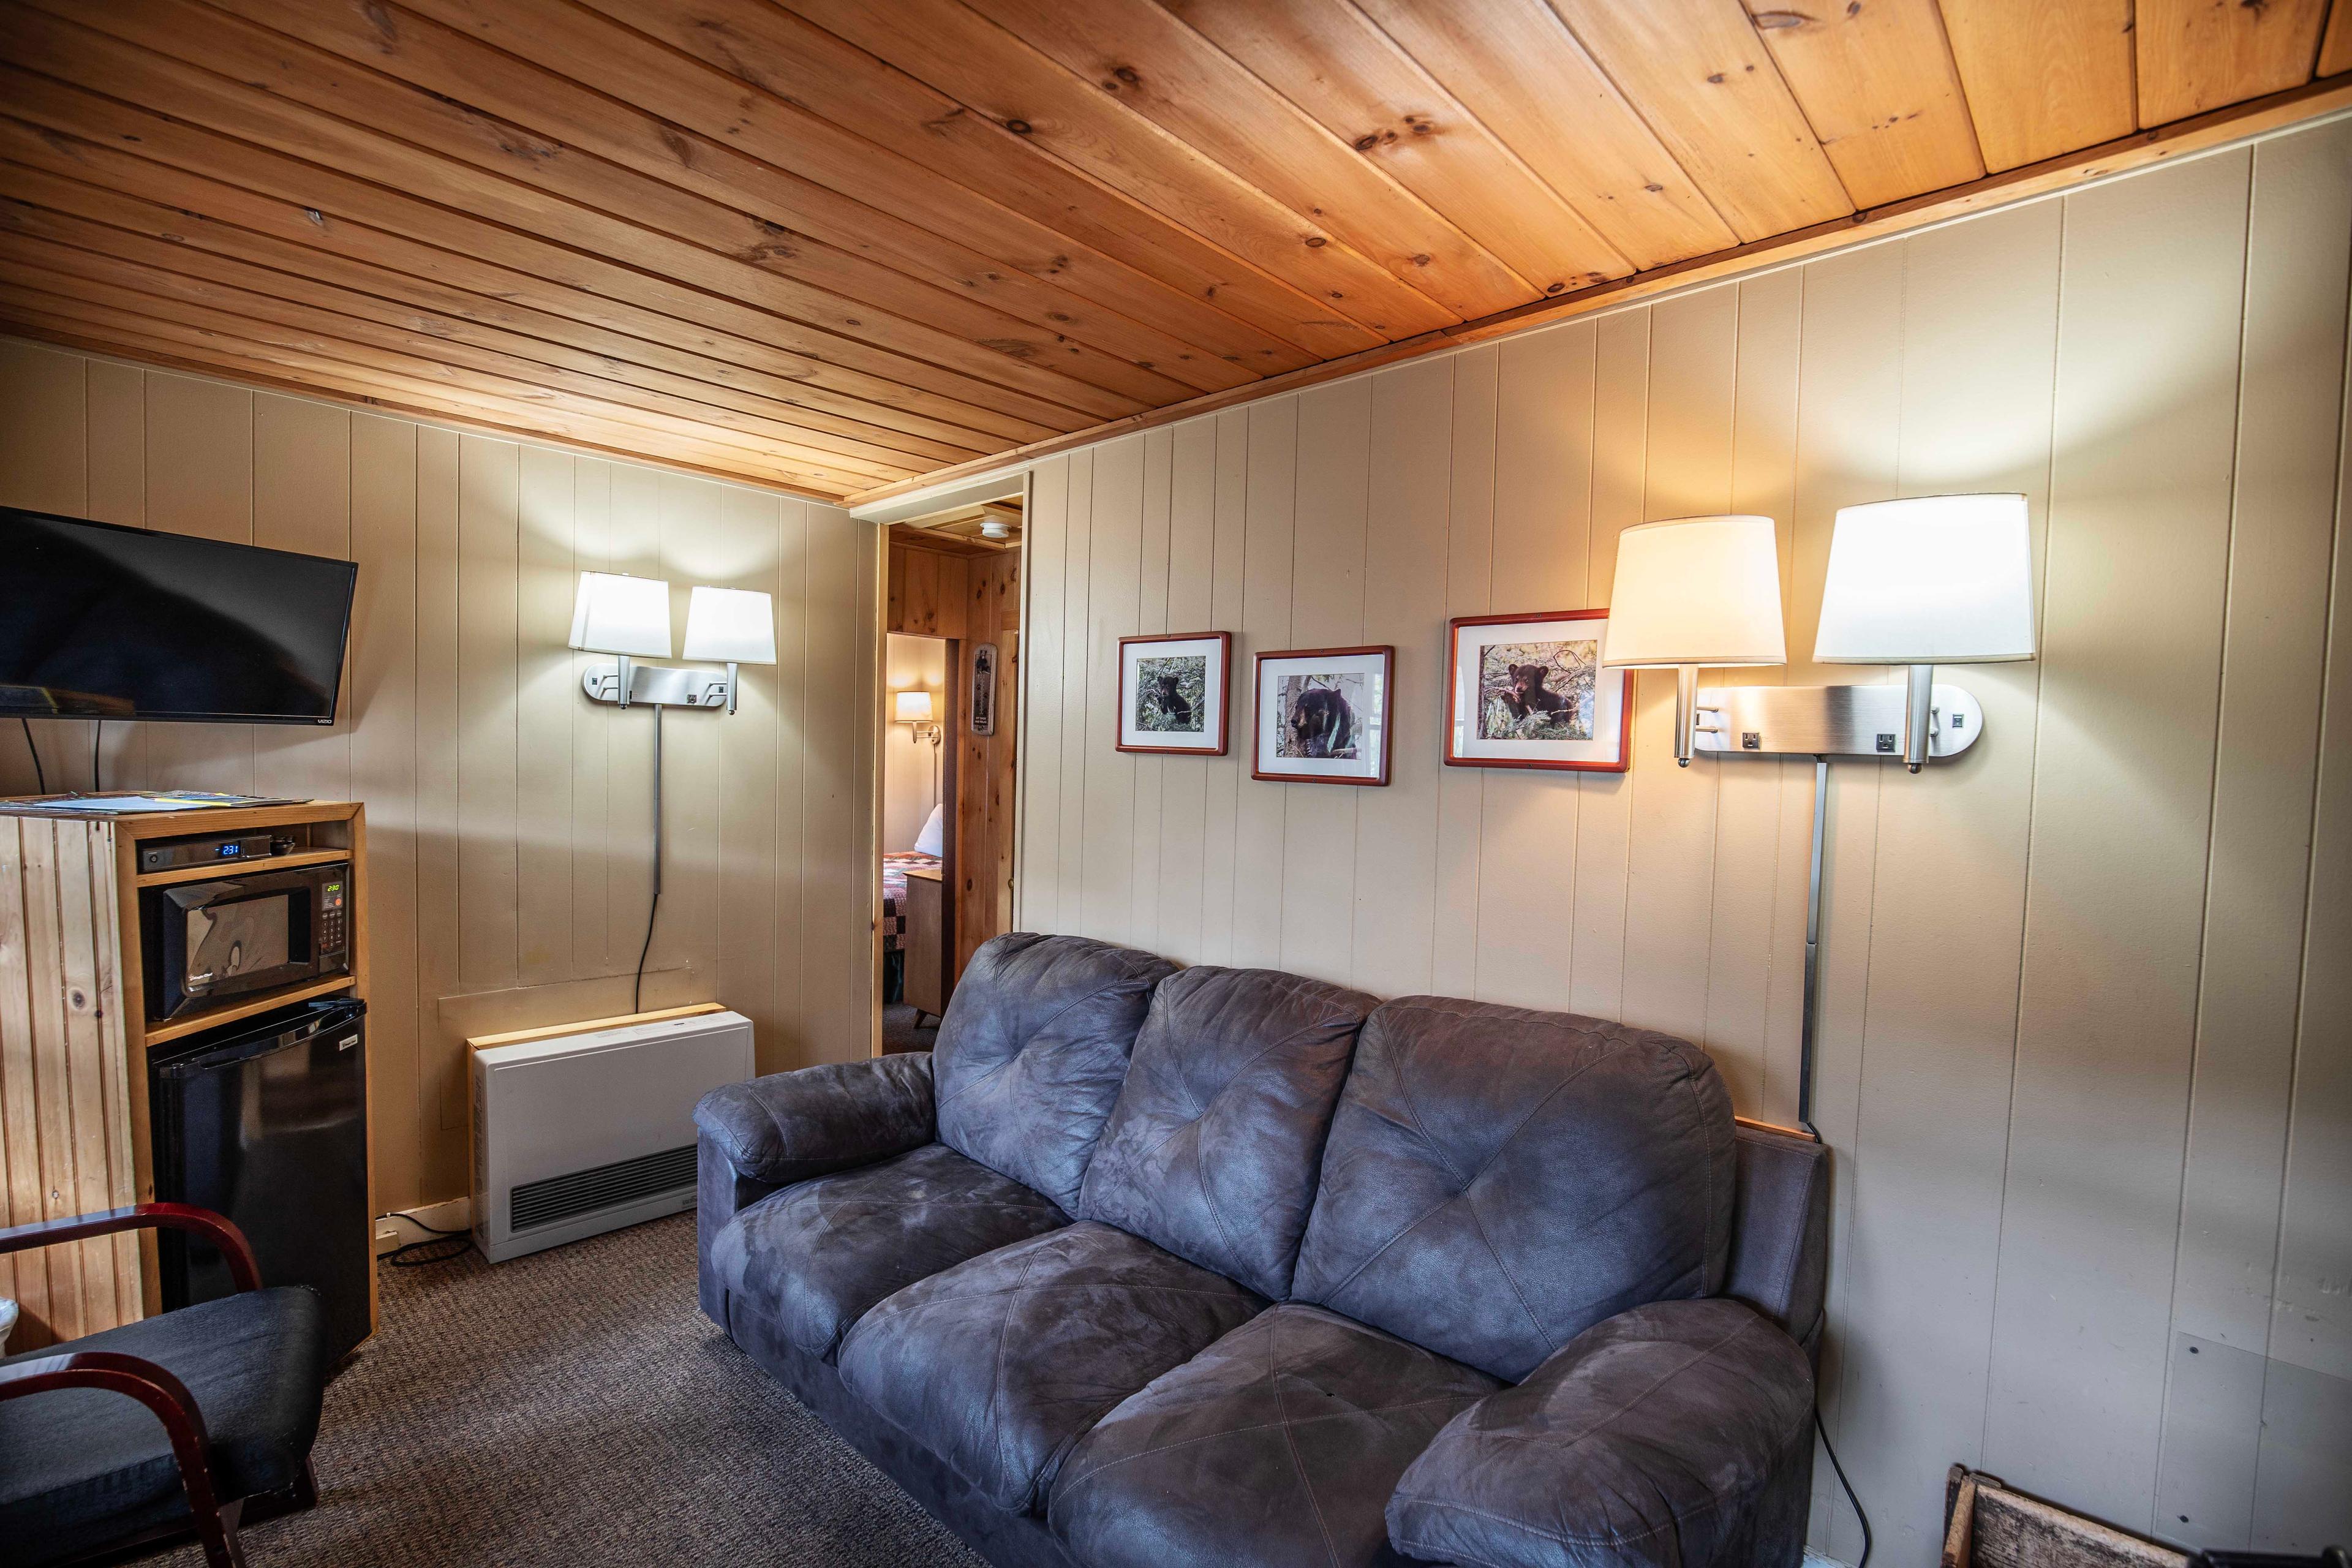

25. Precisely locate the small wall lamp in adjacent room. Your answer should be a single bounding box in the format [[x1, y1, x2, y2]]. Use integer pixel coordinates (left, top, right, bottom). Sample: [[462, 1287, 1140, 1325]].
[[1600, 496, 2037, 1137], [892, 688, 941, 745]]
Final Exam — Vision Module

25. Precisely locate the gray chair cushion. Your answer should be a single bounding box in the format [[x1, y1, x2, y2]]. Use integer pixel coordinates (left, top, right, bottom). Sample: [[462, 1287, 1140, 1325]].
[[1, 1286, 329, 1566], [1292, 995, 1736, 1382], [933, 933, 1177, 1211], [1076, 966, 1376, 1300], [838, 1221, 1264, 1515], [1051, 1302, 1499, 1568], [1387, 1298, 1814, 1568], [709, 1141, 1068, 1362], [694, 1053, 935, 1186]]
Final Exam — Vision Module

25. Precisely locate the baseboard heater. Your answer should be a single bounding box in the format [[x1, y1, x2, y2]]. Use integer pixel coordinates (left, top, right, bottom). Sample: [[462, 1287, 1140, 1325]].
[[470, 1005, 753, 1263]]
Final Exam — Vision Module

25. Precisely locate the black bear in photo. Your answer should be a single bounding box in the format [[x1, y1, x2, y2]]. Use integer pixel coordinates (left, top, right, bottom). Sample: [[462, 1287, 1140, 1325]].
[[1502, 663, 1574, 721], [1153, 672, 1193, 728], [1288, 685, 1355, 758]]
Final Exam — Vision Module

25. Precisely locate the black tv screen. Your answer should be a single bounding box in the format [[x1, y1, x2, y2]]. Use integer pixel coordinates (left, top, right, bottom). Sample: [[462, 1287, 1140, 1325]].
[[1, 507, 357, 725]]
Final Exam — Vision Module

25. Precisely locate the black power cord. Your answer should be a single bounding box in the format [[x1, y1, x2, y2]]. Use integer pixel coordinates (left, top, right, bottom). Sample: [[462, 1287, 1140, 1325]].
[[20, 718, 47, 795], [633, 703, 665, 1013], [376, 1211, 470, 1268], [91, 720, 102, 793], [1815, 1406, 1872, 1567]]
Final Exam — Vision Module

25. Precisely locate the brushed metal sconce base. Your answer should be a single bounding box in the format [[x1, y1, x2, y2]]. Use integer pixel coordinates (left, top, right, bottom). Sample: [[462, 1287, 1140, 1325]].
[[1691, 681, 1984, 762], [581, 661, 733, 709]]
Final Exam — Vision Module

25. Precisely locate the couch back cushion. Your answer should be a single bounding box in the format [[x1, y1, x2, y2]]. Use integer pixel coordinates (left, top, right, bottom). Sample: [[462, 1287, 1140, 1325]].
[[1291, 996, 1736, 1382], [932, 933, 1177, 1210], [1076, 967, 1376, 1299]]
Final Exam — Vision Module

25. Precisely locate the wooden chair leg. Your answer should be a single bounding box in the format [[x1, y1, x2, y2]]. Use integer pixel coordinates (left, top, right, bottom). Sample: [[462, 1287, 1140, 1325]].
[[192, 1495, 247, 1568], [293, 1460, 320, 1510]]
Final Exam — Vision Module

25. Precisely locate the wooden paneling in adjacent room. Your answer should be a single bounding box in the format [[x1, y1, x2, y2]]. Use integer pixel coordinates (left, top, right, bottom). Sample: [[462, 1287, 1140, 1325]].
[[0, 341, 880, 1219], [1011, 124, 2352, 1560], [0, 0, 2342, 500]]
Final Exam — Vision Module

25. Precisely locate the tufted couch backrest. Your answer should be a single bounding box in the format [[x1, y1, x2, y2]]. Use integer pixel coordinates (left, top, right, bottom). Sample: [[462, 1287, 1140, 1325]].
[[1290, 995, 1737, 1383], [932, 933, 1177, 1212], [1076, 965, 1377, 1300]]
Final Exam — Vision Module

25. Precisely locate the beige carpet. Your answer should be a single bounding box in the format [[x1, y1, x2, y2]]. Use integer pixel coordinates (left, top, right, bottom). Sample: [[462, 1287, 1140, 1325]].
[[155, 1213, 983, 1567]]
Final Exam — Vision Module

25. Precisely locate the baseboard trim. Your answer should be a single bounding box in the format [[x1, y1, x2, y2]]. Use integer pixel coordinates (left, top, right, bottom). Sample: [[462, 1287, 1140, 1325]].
[[374, 1196, 472, 1256]]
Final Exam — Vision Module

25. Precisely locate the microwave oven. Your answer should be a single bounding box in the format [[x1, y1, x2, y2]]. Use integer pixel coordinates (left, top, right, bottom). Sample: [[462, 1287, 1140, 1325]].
[[139, 861, 352, 1023]]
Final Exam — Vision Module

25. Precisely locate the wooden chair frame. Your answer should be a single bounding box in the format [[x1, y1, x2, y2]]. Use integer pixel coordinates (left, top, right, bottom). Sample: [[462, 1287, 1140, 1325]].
[[0, 1204, 320, 1568]]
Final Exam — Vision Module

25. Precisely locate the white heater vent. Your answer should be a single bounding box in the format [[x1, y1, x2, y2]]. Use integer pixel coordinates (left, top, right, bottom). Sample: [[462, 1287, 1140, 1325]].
[[470, 1008, 752, 1262]]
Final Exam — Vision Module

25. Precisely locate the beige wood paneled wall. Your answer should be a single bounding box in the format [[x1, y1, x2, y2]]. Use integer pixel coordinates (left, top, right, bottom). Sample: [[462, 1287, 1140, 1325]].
[[1016, 120, 2352, 1561], [0, 342, 879, 1216]]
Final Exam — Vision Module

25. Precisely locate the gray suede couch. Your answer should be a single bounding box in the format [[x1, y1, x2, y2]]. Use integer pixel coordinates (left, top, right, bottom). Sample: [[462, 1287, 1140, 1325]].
[[695, 932, 1831, 1568]]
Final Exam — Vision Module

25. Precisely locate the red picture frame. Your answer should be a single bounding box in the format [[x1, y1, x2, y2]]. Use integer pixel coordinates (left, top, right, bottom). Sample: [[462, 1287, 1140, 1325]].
[[1115, 631, 1232, 756], [1444, 609, 1632, 772], [1251, 645, 1395, 786]]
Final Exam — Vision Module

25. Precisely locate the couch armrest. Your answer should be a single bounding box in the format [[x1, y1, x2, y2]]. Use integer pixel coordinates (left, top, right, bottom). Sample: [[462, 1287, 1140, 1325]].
[[1387, 1297, 1815, 1568], [693, 1052, 936, 1187]]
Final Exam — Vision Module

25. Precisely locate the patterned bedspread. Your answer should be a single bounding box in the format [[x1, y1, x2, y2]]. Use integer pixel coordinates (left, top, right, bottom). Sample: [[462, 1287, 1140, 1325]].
[[881, 851, 942, 952]]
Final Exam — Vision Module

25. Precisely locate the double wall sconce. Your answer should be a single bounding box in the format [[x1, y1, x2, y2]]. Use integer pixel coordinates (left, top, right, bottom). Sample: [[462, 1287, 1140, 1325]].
[[1601, 495, 2038, 1135], [568, 572, 777, 714]]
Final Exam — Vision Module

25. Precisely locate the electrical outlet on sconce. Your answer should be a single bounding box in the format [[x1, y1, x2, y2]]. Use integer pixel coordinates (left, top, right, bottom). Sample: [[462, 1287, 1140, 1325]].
[[579, 662, 735, 710]]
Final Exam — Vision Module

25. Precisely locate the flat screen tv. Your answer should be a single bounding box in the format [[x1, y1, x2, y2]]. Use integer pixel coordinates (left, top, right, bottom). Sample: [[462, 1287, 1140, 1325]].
[[1, 507, 358, 725]]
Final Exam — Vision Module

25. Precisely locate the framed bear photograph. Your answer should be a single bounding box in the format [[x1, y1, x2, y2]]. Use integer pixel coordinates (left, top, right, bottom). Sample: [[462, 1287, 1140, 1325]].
[[1444, 609, 1631, 772], [1252, 646, 1393, 786], [1117, 631, 1231, 755]]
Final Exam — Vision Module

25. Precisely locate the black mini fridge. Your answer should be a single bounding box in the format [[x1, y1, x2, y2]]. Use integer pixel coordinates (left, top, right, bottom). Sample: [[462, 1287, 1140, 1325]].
[[149, 997, 371, 1360]]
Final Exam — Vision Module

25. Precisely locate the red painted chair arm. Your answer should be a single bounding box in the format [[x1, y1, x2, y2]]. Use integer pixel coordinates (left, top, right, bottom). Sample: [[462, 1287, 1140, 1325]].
[[0, 1203, 263, 1292], [0, 1350, 234, 1559]]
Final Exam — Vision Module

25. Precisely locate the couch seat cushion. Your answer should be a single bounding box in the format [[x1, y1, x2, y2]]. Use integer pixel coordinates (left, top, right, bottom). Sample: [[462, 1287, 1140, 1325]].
[[709, 1140, 1068, 1362], [1, 1286, 328, 1565], [1050, 1303, 1500, 1568], [838, 1221, 1264, 1515], [1293, 995, 1736, 1382], [1077, 965, 1375, 1300]]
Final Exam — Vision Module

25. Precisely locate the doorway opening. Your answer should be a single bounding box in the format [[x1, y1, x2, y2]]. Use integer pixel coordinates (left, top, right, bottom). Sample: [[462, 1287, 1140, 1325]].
[[876, 500, 1021, 1053]]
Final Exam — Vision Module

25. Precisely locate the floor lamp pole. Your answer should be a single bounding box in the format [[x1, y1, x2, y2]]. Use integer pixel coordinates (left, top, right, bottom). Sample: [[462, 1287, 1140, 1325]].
[[1798, 755, 1828, 1139]]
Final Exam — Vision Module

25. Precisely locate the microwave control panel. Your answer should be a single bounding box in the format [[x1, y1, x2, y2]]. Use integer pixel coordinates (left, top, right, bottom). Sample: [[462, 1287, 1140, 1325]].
[[318, 878, 349, 959]]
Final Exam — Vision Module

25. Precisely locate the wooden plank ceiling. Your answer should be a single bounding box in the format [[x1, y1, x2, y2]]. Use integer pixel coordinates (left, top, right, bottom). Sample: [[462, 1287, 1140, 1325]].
[[1, 0, 2345, 502]]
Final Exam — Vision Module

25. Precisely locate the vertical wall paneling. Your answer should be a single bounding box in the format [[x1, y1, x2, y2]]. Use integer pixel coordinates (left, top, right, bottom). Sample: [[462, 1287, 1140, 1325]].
[[1130, 429, 1174, 952], [1621, 287, 1736, 1049], [1277, 380, 1373, 982], [1057, 451, 1095, 942], [1837, 196, 2064, 1561], [1474, 326, 1595, 1011], [1568, 313, 1649, 1023], [1197, 410, 1252, 966], [1430, 345, 1497, 1000], [0, 349, 877, 1223], [2167, 118, 2352, 1554], [349, 413, 421, 1212], [1155, 419, 1219, 957], [1986, 148, 2253, 1529], [1705, 268, 1806, 1123], [1016, 458, 1068, 933], [1229, 399, 1298, 967], [514, 447, 577, 989], [1351, 358, 1453, 999], [1077, 440, 1144, 944]]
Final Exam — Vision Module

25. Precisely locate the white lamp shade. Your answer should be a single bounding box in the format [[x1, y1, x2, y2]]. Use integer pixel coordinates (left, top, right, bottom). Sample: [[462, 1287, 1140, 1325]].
[[1814, 494, 2036, 663], [568, 571, 671, 657], [893, 689, 935, 723], [682, 586, 777, 665], [1601, 514, 1787, 667]]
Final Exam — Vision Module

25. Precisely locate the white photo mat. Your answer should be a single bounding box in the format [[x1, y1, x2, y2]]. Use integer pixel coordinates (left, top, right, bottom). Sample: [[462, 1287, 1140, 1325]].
[[1254, 649, 1390, 783], [1118, 633, 1228, 753], [1447, 614, 1629, 769]]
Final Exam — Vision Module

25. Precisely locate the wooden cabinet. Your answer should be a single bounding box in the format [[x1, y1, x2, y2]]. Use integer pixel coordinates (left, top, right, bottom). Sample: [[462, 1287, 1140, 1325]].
[[899, 862, 946, 1021], [0, 799, 371, 1351]]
